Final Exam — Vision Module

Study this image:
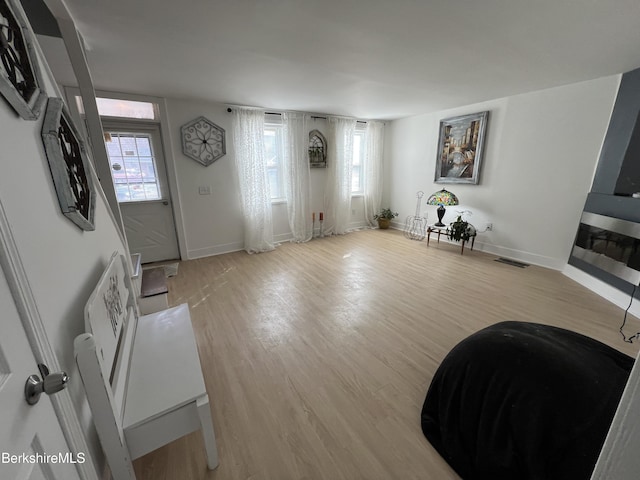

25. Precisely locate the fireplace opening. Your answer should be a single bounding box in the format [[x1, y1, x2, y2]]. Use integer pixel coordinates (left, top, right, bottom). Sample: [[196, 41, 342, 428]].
[[572, 212, 640, 285]]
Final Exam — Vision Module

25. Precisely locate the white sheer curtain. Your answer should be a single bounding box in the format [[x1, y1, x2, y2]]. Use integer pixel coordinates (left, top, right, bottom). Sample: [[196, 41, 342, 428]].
[[363, 120, 385, 227], [282, 112, 312, 242], [323, 116, 356, 235], [232, 108, 275, 253]]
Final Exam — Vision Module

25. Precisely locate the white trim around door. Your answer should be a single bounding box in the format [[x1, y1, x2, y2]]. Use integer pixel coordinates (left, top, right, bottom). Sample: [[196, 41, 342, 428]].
[[0, 199, 100, 480]]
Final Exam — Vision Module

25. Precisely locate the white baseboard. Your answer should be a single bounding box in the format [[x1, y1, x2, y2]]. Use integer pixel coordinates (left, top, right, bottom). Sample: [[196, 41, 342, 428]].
[[563, 264, 640, 319], [308, 221, 370, 237], [349, 220, 370, 230], [187, 241, 244, 259], [187, 232, 312, 258], [188, 227, 561, 274], [274, 232, 294, 244], [391, 222, 563, 270], [474, 241, 564, 270]]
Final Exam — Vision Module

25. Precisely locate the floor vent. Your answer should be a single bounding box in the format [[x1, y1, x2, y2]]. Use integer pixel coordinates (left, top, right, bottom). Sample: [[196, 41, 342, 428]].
[[495, 257, 530, 268]]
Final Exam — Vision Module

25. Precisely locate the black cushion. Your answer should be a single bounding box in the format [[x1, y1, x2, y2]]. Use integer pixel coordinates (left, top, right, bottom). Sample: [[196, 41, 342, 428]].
[[421, 321, 634, 480]]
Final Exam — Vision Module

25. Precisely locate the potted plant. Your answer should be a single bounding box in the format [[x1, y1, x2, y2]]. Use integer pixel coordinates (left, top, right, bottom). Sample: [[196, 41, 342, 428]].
[[448, 215, 474, 242], [374, 208, 399, 229]]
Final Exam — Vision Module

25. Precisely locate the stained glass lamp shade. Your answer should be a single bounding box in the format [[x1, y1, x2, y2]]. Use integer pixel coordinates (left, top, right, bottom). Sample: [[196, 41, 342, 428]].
[[427, 189, 459, 226]]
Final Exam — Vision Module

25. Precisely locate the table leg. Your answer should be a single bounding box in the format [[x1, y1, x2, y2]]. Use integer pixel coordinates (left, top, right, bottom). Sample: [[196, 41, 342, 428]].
[[197, 395, 219, 470]]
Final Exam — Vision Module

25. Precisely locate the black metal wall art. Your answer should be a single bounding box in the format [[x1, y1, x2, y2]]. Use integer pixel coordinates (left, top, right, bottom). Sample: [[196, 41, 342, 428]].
[[42, 98, 96, 231], [0, 0, 46, 119], [181, 116, 226, 166]]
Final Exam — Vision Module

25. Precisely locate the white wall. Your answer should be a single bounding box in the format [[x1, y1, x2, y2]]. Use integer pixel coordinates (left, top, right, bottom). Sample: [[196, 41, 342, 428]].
[[163, 99, 367, 258], [0, 43, 127, 473], [163, 99, 243, 258], [385, 75, 620, 269]]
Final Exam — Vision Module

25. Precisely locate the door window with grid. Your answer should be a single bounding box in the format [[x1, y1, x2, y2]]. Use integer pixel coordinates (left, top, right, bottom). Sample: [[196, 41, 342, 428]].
[[105, 133, 161, 202]]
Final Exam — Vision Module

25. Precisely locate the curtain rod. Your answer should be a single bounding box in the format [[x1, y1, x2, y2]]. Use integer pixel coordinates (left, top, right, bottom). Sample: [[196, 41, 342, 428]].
[[226, 107, 367, 124]]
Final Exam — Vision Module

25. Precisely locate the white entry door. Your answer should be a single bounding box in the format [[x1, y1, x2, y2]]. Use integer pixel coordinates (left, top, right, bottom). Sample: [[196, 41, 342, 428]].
[[0, 265, 81, 480], [103, 122, 180, 263]]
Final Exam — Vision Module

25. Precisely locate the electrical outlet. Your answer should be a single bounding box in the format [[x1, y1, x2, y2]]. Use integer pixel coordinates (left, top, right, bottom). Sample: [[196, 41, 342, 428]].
[[198, 186, 211, 195], [486, 223, 493, 231]]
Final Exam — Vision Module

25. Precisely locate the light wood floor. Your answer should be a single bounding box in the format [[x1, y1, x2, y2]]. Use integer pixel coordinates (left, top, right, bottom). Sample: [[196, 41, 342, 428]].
[[133, 229, 640, 480]]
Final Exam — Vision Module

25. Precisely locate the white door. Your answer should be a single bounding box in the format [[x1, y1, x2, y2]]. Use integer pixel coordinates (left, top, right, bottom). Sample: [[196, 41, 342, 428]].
[[0, 265, 81, 480], [103, 122, 179, 263]]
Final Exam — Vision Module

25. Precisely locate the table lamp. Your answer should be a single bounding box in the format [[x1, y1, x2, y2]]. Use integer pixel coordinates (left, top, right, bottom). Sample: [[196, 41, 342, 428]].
[[427, 189, 459, 226]]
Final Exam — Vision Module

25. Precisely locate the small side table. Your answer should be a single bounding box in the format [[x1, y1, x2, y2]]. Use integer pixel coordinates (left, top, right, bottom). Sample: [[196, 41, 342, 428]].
[[427, 224, 476, 255]]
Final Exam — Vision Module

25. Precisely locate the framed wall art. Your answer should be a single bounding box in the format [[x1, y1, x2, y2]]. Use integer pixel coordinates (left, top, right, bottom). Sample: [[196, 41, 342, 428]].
[[181, 116, 226, 166], [0, 0, 47, 120], [309, 129, 327, 168], [41, 97, 96, 231], [435, 111, 488, 185]]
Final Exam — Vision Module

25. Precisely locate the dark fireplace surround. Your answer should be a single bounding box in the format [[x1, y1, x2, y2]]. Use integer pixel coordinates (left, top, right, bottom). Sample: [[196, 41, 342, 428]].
[[569, 67, 640, 298]]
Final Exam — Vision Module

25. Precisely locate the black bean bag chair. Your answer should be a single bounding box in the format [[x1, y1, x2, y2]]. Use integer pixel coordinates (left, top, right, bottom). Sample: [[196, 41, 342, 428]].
[[421, 321, 634, 480]]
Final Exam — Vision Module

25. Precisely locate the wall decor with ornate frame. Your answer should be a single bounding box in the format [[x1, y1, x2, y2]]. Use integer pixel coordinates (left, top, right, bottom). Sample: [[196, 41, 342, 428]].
[[435, 111, 488, 185], [41, 97, 96, 231], [181, 116, 226, 166], [0, 0, 47, 120], [309, 129, 327, 168]]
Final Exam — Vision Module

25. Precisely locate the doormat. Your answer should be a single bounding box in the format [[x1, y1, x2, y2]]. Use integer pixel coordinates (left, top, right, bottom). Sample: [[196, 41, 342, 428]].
[[495, 257, 529, 268], [164, 263, 179, 277]]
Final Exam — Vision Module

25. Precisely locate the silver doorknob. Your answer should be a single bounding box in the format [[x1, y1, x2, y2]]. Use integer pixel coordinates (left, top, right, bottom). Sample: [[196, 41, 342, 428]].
[[24, 363, 69, 405]]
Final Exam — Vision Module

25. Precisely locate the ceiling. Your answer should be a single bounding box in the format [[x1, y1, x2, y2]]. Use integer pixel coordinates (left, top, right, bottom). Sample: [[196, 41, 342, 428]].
[[42, 0, 640, 120]]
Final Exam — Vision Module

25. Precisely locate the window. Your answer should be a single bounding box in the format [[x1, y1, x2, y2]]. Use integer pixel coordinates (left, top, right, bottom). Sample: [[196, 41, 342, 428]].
[[249, 118, 365, 201], [352, 130, 365, 194], [104, 132, 162, 202], [75, 96, 158, 120], [264, 123, 285, 200]]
